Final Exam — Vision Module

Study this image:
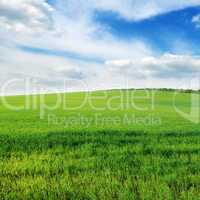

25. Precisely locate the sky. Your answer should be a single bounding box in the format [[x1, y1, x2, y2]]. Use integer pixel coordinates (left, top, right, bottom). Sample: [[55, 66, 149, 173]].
[[1, 0, 200, 94]]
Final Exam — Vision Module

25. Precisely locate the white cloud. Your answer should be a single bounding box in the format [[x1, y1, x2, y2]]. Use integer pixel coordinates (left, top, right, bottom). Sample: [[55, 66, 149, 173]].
[[106, 54, 200, 79], [0, 0, 54, 33], [192, 14, 200, 28]]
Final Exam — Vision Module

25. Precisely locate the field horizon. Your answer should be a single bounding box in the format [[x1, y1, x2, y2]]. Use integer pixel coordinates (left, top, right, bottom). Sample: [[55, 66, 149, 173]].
[[1, 87, 200, 98]]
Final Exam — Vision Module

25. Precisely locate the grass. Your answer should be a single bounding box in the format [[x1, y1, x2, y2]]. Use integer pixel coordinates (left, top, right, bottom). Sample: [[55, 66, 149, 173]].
[[0, 89, 200, 199]]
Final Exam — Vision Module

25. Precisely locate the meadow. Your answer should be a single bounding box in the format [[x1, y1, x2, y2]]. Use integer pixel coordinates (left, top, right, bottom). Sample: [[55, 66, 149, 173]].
[[0, 89, 200, 199]]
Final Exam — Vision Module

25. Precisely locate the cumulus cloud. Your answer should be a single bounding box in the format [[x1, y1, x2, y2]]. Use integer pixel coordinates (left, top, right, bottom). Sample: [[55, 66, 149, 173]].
[[106, 54, 200, 79], [0, 0, 54, 33]]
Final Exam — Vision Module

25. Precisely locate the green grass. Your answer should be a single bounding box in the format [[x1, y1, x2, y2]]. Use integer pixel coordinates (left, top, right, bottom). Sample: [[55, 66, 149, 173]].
[[0, 89, 200, 199]]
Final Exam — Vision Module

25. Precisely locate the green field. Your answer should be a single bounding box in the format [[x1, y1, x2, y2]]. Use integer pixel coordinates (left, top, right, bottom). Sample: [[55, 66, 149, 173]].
[[0, 89, 200, 199]]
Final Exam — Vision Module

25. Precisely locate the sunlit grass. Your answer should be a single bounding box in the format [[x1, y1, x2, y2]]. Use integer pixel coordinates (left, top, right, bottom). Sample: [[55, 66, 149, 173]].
[[0, 90, 200, 199]]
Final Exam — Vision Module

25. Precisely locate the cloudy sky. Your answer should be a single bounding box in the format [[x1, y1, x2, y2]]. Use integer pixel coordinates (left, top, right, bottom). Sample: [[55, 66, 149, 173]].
[[1, 0, 200, 94]]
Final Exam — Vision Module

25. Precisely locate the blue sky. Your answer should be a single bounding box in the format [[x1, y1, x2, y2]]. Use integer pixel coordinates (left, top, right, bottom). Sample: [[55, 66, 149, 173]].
[[95, 6, 200, 54], [1, 0, 200, 94], [19, 45, 105, 63]]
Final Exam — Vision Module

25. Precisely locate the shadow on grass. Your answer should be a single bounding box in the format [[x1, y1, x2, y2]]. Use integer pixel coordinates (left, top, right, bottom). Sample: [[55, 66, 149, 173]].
[[0, 130, 200, 155]]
